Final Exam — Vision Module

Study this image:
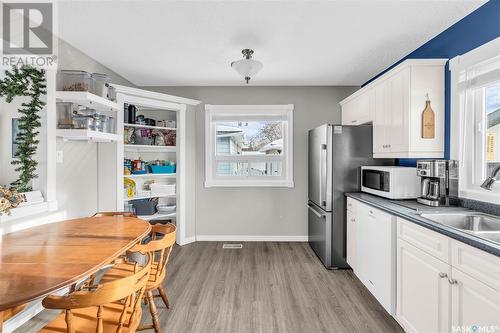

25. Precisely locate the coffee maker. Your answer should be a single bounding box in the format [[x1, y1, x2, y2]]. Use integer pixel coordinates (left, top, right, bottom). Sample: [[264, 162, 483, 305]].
[[416, 160, 459, 207]]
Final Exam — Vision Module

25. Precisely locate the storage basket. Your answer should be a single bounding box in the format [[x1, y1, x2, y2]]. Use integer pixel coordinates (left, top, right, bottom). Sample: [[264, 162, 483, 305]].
[[131, 199, 156, 216], [149, 165, 176, 174], [150, 183, 176, 195]]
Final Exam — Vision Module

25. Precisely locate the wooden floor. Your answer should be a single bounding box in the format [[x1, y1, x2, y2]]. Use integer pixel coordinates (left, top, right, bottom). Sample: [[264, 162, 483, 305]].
[[15, 242, 403, 333]]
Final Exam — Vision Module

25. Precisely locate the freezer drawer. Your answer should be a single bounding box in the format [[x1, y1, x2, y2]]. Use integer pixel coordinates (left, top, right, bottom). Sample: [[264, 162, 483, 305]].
[[308, 202, 332, 267]]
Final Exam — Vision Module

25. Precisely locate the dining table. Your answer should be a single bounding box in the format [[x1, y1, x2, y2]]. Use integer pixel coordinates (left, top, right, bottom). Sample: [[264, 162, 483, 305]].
[[0, 215, 151, 332]]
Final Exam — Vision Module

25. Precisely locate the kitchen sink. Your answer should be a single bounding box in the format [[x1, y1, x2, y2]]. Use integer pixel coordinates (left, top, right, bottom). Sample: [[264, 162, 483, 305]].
[[419, 212, 500, 244], [420, 213, 500, 232]]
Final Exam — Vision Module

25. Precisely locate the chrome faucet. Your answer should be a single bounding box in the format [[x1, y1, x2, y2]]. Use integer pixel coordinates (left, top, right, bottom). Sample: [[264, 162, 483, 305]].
[[480, 165, 500, 190]]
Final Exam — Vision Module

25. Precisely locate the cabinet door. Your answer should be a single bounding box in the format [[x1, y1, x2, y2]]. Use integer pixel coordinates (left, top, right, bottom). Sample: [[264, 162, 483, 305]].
[[372, 81, 388, 154], [341, 93, 371, 126], [346, 207, 356, 271], [451, 268, 500, 330], [386, 68, 410, 153], [397, 239, 451, 333]]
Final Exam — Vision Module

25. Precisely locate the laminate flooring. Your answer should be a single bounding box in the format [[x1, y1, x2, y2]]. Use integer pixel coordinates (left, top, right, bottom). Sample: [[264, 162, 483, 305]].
[[14, 242, 403, 333]]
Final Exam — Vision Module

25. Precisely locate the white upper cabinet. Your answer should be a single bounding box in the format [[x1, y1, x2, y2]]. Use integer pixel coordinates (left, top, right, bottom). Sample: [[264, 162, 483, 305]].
[[340, 59, 447, 158], [340, 88, 372, 126]]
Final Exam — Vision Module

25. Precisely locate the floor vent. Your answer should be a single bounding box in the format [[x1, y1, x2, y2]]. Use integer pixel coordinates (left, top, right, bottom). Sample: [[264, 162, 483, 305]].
[[222, 243, 243, 249]]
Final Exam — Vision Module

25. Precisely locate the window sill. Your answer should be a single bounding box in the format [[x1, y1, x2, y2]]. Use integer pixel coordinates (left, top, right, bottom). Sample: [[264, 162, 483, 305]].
[[0, 202, 50, 223], [459, 188, 500, 205], [205, 180, 294, 188]]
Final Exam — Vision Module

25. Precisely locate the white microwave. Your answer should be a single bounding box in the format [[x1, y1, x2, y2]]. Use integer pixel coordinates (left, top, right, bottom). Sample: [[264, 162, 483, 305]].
[[361, 166, 420, 199]]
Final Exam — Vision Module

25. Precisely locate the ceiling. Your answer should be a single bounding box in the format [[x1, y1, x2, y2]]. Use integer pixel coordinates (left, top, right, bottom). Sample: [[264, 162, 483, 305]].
[[57, 1, 485, 86]]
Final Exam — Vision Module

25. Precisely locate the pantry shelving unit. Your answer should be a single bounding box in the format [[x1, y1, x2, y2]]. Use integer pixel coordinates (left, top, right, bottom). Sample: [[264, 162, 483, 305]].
[[123, 144, 176, 152], [125, 173, 177, 179], [123, 193, 177, 201], [102, 84, 200, 245], [56, 129, 121, 142], [56, 91, 120, 115], [55, 91, 121, 142], [138, 212, 177, 221], [124, 123, 177, 131]]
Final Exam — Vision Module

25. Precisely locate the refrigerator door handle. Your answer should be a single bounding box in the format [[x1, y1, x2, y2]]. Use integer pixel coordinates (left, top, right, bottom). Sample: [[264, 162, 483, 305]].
[[320, 143, 327, 207], [308, 203, 326, 219]]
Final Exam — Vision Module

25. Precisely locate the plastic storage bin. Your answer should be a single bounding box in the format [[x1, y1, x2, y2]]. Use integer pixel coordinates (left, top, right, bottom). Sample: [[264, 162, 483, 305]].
[[150, 184, 176, 195], [59, 70, 93, 92], [149, 165, 176, 174]]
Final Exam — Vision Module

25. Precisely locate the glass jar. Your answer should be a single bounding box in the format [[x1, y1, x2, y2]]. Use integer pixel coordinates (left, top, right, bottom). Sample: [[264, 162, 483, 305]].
[[92, 73, 111, 98], [72, 115, 93, 129], [58, 70, 93, 92], [56, 102, 77, 129], [107, 84, 116, 101]]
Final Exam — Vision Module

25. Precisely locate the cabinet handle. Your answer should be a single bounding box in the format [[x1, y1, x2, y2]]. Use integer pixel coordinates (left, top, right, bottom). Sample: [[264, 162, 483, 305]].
[[351, 219, 355, 222], [351, 120, 357, 123], [448, 278, 458, 285], [439, 272, 448, 278]]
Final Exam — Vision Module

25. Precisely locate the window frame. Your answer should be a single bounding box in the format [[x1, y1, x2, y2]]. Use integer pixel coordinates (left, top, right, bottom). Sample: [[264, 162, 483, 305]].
[[450, 37, 500, 204], [204, 104, 294, 188]]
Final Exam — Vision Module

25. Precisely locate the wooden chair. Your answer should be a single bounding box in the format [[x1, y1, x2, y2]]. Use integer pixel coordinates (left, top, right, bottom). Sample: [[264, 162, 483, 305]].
[[93, 212, 137, 218], [38, 254, 152, 333], [1, 304, 27, 322], [100, 223, 176, 333]]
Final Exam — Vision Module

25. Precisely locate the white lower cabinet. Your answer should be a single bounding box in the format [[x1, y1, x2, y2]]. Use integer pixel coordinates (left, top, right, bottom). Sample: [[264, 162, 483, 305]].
[[396, 218, 500, 333], [451, 267, 500, 330], [346, 198, 357, 271], [347, 200, 500, 333], [397, 239, 450, 333]]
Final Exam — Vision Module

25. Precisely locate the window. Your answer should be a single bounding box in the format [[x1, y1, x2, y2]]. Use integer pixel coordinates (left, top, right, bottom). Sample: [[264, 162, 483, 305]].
[[451, 37, 500, 203], [205, 104, 293, 187]]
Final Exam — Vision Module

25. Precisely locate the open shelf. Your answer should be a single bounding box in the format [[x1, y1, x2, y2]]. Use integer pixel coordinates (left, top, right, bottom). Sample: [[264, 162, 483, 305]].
[[124, 123, 177, 131], [57, 129, 120, 142], [125, 173, 176, 179], [123, 193, 176, 201], [124, 144, 176, 153], [56, 91, 120, 114], [138, 212, 176, 221]]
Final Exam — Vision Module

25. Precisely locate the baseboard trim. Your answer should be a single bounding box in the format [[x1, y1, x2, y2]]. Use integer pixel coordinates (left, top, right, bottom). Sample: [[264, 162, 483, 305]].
[[195, 235, 308, 242], [180, 236, 196, 245]]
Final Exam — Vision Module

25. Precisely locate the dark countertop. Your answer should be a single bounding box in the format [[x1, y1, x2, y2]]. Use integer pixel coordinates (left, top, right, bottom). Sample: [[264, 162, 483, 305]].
[[345, 192, 500, 257]]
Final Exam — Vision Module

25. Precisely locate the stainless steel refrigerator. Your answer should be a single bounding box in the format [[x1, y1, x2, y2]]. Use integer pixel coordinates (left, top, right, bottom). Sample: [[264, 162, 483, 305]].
[[308, 124, 392, 269]]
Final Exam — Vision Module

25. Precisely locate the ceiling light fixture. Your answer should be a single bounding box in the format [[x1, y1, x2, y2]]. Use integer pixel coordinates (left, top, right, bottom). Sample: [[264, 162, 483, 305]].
[[231, 49, 263, 84]]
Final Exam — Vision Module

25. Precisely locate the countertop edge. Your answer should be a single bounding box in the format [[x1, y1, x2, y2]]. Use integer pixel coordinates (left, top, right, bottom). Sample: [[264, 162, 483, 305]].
[[345, 192, 500, 257]]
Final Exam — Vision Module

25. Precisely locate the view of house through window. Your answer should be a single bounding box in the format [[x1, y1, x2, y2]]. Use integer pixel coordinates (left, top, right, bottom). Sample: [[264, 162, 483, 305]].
[[216, 121, 283, 177], [205, 104, 293, 187], [486, 82, 500, 180]]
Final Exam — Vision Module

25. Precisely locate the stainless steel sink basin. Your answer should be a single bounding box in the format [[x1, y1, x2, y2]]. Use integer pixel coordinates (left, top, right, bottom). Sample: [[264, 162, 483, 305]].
[[419, 212, 500, 244], [420, 213, 500, 232]]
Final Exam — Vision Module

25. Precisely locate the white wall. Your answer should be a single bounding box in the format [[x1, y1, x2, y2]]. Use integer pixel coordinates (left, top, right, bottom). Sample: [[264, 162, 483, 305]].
[[143, 86, 357, 239], [56, 40, 135, 218]]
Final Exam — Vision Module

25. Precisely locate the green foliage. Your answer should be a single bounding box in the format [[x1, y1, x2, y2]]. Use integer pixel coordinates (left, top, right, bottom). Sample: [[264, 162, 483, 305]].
[[0, 66, 46, 192]]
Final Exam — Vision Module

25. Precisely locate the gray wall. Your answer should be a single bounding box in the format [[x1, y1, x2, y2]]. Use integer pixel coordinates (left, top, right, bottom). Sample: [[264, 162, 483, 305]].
[[56, 40, 135, 218], [144, 86, 357, 238]]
